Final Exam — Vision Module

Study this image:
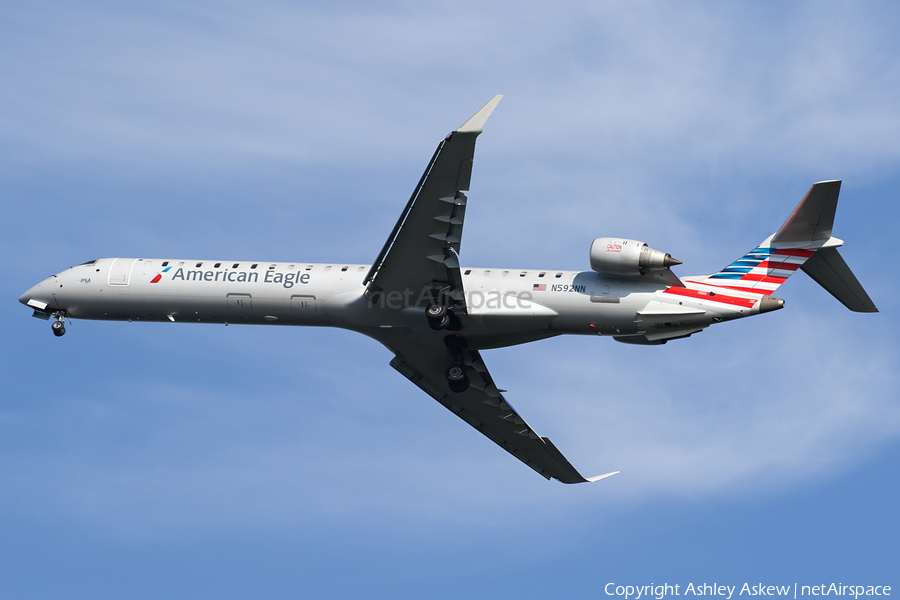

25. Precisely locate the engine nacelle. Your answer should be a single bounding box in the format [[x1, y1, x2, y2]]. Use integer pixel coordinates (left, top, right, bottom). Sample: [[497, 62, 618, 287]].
[[589, 237, 681, 277]]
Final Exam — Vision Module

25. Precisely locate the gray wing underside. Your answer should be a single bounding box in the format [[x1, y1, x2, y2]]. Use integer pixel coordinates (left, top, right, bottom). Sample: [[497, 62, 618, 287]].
[[367, 97, 616, 483], [384, 334, 617, 484], [363, 96, 504, 308]]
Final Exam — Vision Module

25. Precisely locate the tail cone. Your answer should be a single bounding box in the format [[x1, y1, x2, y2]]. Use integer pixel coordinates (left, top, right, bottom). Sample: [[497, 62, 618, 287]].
[[758, 296, 785, 314]]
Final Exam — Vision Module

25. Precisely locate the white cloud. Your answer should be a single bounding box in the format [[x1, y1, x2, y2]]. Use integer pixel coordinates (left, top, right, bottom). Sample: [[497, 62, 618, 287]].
[[4, 2, 900, 182]]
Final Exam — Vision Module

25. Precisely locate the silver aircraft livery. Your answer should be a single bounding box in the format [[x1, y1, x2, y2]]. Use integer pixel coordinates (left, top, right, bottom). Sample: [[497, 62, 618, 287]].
[[19, 96, 878, 484]]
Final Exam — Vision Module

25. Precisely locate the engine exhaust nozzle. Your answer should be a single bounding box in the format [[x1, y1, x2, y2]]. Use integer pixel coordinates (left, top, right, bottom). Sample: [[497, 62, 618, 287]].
[[664, 255, 682, 268]]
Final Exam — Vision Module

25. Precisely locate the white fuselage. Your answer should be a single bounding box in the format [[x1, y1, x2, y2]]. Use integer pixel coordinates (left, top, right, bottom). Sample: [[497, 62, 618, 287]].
[[20, 257, 766, 349]]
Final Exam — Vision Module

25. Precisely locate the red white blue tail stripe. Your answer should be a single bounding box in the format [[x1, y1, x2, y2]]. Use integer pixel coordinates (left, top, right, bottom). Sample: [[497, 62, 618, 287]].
[[661, 235, 819, 310], [704, 243, 814, 296], [675, 236, 816, 305]]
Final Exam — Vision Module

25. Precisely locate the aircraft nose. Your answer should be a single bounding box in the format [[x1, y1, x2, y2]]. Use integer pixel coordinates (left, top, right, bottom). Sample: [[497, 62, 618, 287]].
[[19, 279, 54, 310]]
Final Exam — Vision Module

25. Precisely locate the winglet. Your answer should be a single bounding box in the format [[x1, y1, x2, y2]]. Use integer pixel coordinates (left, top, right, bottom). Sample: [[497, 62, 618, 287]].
[[456, 95, 503, 133], [586, 471, 621, 483]]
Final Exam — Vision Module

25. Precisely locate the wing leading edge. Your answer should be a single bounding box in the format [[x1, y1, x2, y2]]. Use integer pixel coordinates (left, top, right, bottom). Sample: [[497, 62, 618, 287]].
[[363, 95, 503, 309]]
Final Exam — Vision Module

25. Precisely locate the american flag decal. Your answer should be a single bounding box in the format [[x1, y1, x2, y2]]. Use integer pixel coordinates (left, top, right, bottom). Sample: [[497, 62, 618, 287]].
[[533, 283, 546, 291]]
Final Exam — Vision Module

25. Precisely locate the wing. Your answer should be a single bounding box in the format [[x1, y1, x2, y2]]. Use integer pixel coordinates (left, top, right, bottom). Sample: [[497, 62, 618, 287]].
[[363, 95, 503, 310], [384, 333, 618, 484]]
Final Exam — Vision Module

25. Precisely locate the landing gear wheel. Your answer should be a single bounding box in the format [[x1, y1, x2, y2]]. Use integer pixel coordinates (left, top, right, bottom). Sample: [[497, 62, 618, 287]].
[[428, 314, 451, 330], [446, 364, 466, 382], [448, 376, 470, 393], [446, 364, 469, 392], [51, 320, 66, 337], [426, 304, 448, 319]]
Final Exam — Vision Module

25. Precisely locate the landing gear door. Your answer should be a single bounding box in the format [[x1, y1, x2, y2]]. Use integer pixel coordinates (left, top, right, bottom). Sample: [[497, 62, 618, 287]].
[[108, 258, 136, 286]]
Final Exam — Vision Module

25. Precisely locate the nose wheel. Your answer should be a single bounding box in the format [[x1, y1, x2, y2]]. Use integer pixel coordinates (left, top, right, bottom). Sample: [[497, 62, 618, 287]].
[[51, 315, 66, 337]]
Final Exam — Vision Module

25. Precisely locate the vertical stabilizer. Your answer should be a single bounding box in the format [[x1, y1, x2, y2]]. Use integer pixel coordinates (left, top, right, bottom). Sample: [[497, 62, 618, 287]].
[[702, 180, 876, 312], [772, 180, 840, 243]]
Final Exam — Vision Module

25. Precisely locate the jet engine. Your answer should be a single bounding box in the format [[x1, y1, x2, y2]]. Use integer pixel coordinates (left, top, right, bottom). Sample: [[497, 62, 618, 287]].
[[589, 237, 681, 276]]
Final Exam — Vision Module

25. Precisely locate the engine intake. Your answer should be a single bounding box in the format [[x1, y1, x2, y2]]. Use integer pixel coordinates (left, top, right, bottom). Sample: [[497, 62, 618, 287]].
[[590, 237, 681, 277]]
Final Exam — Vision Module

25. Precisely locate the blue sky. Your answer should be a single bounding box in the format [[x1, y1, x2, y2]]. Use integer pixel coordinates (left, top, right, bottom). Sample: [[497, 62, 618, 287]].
[[2, 2, 898, 598]]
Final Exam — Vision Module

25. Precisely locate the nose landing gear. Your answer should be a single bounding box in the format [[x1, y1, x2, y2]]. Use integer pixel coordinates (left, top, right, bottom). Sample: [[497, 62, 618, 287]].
[[51, 314, 66, 337]]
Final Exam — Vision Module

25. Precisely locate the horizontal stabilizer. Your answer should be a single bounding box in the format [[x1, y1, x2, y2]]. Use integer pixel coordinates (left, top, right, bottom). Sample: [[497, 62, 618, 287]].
[[800, 247, 878, 312]]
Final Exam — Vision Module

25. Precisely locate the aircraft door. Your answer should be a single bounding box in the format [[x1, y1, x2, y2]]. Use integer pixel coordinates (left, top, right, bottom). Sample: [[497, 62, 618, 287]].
[[108, 258, 136, 286]]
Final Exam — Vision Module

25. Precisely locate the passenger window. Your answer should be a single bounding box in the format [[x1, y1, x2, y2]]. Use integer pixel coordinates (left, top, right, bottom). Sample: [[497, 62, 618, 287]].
[[162, 261, 169, 267], [196, 262, 203, 267], [251, 264, 258, 269], [232, 263, 239, 269], [214, 263, 221, 268]]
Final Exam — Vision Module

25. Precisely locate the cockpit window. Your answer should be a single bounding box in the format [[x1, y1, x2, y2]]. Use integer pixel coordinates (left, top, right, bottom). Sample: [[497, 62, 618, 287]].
[[80, 260, 98, 266]]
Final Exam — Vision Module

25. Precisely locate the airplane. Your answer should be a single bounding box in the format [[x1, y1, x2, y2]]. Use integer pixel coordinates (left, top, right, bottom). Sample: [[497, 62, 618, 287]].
[[19, 95, 878, 484]]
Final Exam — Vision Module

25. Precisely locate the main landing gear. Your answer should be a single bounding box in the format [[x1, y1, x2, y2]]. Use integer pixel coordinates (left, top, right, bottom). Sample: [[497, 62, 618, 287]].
[[426, 302, 451, 330], [51, 315, 66, 337], [425, 292, 469, 392], [446, 363, 468, 393], [427, 301, 462, 331], [444, 335, 470, 393]]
